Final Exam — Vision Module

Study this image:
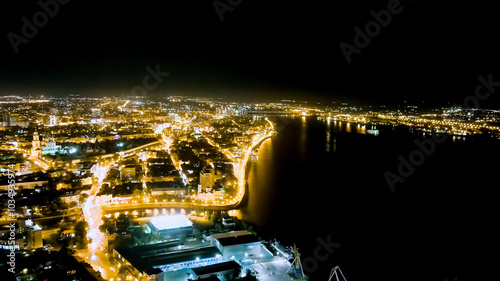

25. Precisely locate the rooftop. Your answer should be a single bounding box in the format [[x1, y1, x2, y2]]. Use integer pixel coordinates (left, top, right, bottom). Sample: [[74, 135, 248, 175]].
[[212, 231, 260, 247], [149, 214, 193, 231], [191, 260, 241, 276], [116, 244, 221, 274]]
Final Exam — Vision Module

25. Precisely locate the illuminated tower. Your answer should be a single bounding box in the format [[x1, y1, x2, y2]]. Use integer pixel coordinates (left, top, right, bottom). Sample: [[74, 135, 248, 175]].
[[31, 132, 41, 158], [200, 169, 215, 192], [49, 115, 57, 126]]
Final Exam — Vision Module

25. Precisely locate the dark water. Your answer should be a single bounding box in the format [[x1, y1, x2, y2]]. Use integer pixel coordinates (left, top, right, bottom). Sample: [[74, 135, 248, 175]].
[[237, 117, 497, 281]]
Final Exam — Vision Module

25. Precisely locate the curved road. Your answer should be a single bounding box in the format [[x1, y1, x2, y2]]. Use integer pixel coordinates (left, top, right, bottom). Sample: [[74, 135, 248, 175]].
[[100, 131, 274, 214]]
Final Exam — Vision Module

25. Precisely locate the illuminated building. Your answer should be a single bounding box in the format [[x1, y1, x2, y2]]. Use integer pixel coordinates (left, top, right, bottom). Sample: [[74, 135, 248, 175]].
[[111, 225, 265, 281], [113, 243, 223, 281], [192, 126, 202, 139], [233, 135, 248, 142], [42, 135, 62, 155], [211, 231, 263, 261], [2, 113, 20, 127], [149, 181, 187, 197], [0, 179, 48, 191], [145, 214, 194, 240], [91, 108, 101, 117], [48, 115, 58, 126], [30, 132, 42, 158], [25, 223, 43, 249], [0, 219, 43, 250], [60, 190, 81, 204], [120, 165, 137, 179], [200, 168, 215, 192], [77, 162, 95, 176], [149, 214, 193, 230]]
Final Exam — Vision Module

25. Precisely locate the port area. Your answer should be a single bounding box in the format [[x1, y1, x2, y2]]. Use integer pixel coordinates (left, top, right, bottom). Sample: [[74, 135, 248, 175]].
[[161, 257, 297, 281], [243, 258, 298, 281]]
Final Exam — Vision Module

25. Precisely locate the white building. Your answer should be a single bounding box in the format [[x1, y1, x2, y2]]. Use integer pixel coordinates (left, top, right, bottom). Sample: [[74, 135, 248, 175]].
[[48, 115, 58, 126], [42, 136, 62, 155]]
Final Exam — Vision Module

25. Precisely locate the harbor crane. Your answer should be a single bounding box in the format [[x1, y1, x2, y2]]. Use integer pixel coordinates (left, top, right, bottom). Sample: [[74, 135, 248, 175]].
[[328, 266, 347, 281]]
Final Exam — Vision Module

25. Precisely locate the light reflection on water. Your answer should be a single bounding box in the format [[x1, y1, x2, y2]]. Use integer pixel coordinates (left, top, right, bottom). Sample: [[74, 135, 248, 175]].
[[236, 117, 372, 224], [235, 117, 470, 230], [232, 135, 274, 223]]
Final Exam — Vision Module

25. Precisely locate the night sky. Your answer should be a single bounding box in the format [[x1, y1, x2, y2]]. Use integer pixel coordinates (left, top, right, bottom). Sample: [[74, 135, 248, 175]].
[[1, 0, 500, 105]]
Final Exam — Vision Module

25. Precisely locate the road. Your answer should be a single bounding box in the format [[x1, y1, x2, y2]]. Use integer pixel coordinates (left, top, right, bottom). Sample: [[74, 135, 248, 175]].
[[101, 201, 237, 213], [78, 249, 119, 281], [76, 118, 275, 280], [79, 163, 109, 279], [117, 140, 163, 157]]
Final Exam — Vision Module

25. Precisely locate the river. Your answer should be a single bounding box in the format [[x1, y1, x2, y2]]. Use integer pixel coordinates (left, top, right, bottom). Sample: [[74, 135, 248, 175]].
[[235, 116, 497, 281]]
